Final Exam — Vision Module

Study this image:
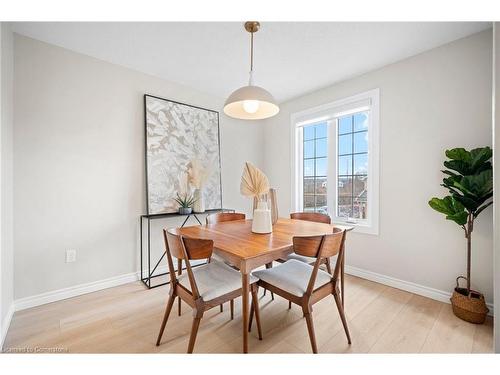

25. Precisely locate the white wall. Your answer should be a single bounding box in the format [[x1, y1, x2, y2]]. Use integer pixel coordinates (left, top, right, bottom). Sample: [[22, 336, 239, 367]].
[[264, 30, 494, 304], [493, 23, 500, 353], [1, 22, 14, 347], [13, 34, 264, 300]]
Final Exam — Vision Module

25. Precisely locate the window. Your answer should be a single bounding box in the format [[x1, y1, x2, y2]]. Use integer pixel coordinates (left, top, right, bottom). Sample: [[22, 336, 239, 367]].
[[337, 112, 368, 220], [302, 123, 328, 214], [292, 89, 379, 234]]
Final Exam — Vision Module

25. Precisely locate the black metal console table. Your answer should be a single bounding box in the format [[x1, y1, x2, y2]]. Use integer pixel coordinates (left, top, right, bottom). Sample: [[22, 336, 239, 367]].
[[140, 208, 235, 289]]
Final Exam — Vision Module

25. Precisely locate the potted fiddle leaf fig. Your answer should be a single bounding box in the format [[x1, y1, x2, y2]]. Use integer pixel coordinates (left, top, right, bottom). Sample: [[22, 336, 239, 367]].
[[428, 147, 492, 324]]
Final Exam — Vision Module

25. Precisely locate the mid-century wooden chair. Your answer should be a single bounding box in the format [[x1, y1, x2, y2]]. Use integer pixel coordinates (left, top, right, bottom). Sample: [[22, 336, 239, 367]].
[[176, 213, 246, 317], [205, 212, 246, 314], [156, 229, 263, 353], [206, 212, 246, 224], [284, 212, 333, 273], [249, 229, 351, 353], [290, 212, 332, 224]]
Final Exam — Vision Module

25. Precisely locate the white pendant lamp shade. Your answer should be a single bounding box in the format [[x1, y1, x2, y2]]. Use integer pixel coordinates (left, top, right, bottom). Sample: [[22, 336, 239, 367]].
[[224, 85, 279, 120], [224, 21, 279, 120]]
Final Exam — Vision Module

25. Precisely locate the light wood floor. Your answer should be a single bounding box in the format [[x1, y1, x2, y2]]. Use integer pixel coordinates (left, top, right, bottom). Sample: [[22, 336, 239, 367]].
[[3, 274, 493, 353]]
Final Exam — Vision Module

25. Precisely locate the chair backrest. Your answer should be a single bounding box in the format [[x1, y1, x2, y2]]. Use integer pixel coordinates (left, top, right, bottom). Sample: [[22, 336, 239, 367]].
[[290, 212, 331, 224], [206, 212, 245, 225], [292, 229, 346, 296], [292, 235, 324, 258], [164, 229, 213, 261], [163, 229, 214, 298], [292, 227, 343, 258]]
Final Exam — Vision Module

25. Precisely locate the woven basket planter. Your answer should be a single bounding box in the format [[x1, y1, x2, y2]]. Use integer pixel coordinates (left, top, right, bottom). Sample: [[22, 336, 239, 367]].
[[450, 277, 488, 324]]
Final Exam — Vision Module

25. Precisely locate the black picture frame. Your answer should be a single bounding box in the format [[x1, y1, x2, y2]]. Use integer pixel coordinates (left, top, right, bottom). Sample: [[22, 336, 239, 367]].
[[143, 94, 223, 215]]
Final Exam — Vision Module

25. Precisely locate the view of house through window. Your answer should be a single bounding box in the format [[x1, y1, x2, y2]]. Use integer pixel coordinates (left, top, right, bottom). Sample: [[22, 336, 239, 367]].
[[301, 111, 369, 220], [303, 123, 328, 213], [337, 112, 368, 219]]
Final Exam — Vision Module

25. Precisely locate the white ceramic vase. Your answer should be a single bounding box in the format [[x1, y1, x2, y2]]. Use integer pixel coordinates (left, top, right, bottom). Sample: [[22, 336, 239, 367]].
[[252, 201, 273, 234], [193, 188, 205, 213]]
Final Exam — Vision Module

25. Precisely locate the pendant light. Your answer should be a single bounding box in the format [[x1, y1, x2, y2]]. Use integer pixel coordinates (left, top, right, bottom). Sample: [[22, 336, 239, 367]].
[[224, 21, 279, 120]]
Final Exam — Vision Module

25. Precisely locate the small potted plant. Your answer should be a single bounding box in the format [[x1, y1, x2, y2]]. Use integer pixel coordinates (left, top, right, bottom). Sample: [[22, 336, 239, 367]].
[[174, 192, 196, 215], [428, 147, 492, 324]]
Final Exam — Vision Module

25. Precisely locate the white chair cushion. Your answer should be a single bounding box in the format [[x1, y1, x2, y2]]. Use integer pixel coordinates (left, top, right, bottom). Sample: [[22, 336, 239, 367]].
[[287, 253, 338, 267], [252, 259, 333, 297], [177, 261, 258, 301], [286, 253, 316, 264]]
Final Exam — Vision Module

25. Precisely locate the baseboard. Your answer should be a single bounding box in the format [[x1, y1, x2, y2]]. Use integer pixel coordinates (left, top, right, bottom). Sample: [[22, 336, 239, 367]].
[[345, 265, 494, 316], [14, 271, 141, 312], [1, 303, 15, 350], [13, 263, 191, 312]]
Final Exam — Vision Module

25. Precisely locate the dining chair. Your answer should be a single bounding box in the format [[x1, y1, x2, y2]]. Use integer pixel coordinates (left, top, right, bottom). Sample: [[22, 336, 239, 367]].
[[206, 212, 246, 224], [266, 211, 334, 303], [205, 212, 247, 314], [284, 212, 333, 274], [249, 229, 351, 353], [156, 229, 263, 353], [177, 212, 245, 317]]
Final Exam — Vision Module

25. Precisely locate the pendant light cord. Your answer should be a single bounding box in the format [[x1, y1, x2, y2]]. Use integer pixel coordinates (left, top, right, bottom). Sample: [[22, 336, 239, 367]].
[[248, 30, 255, 85], [250, 30, 254, 72]]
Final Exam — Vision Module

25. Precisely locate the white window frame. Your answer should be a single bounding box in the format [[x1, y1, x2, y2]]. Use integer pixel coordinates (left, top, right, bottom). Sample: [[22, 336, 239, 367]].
[[290, 89, 380, 235]]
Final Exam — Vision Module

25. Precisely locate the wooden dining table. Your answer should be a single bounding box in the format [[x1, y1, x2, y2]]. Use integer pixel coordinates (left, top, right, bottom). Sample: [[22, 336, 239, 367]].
[[177, 217, 351, 353]]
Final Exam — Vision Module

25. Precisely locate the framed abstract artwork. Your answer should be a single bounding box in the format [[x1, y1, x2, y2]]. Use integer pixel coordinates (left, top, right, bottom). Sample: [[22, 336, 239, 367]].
[[144, 94, 222, 215]]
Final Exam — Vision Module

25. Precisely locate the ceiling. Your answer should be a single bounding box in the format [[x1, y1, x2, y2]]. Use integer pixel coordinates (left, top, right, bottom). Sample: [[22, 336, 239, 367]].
[[12, 22, 491, 103]]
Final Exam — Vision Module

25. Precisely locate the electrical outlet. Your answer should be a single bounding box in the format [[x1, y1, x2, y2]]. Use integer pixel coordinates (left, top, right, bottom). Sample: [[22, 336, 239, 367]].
[[66, 249, 77, 263]]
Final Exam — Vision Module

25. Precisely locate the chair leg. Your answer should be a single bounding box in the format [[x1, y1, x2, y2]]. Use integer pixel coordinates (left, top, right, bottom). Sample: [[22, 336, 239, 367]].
[[187, 315, 203, 354], [341, 254, 345, 308], [177, 259, 182, 316], [304, 311, 318, 353], [288, 301, 292, 309], [220, 304, 223, 312], [333, 291, 351, 344], [251, 285, 263, 340], [264, 263, 275, 300], [230, 299, 234, 320], [325, 257, 332, 274], [156, 293, 175, 346]]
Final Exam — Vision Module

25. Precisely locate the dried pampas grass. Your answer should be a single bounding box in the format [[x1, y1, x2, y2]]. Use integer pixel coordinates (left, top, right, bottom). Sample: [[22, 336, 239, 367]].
[[240, 162, 270, 199], [187, 159, 212, 189]]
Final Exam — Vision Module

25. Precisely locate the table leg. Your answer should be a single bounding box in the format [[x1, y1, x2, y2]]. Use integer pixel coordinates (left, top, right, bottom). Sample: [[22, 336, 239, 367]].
[[241, 272, 250, 353], [341, 246, 345, 308]]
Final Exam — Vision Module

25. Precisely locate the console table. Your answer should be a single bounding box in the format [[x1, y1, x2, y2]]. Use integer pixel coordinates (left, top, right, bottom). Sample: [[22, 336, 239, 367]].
[[140, 208, 235, 289]]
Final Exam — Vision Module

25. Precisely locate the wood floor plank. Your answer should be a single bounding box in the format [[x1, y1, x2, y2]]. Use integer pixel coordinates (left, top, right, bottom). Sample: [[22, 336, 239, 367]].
[[3, 276, 493, 354], [420, 304, 477, 353], [472, 316, 494, 353], [320, 286, 413, 353], [368, 294, 442, 353]]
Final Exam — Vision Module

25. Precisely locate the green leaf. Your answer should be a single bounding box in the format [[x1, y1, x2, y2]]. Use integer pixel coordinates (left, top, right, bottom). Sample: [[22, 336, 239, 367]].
[[450, 179, 476, 197], [442, 175, 461, 188], [442, 170, 460, 178], [460, 169, 493, 197], [443, 147, 492, 176], [470, 147, 492, 172], [443, 160, 471, 175], [446, 211, 468, 226], [445, 148, 472, 162], [429, 196, 467, 226], [452, 194, 480, 211]]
